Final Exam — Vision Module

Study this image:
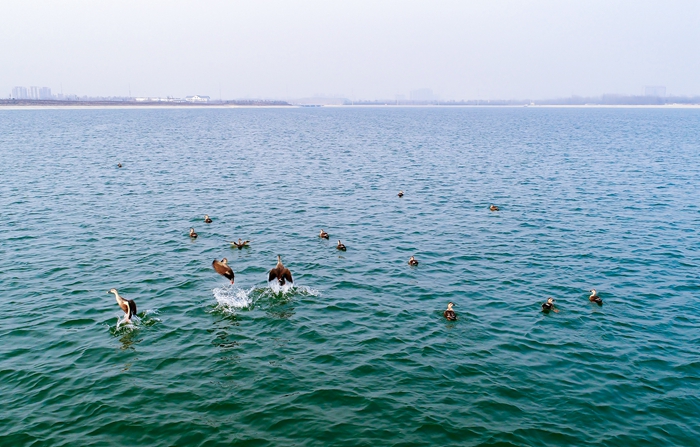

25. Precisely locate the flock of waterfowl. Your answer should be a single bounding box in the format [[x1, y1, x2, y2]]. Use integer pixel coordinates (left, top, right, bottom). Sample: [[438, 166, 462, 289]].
[[109, 182, 603, 327]]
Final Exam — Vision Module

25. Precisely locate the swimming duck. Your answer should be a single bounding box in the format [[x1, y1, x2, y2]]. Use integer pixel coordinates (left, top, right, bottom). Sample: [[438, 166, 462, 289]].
[[108, 288, 137, 326], [117, 163, 122, 168], [212, 258, 235, 284], [589, 289, 603, 306], [398, 191, 404, 198], [230, 238, 250, 249], [490, 204, 500, 212], [336, 240, 346, 251], [408, 256, 419, 266], [189, 228, 198, 239], [444, 302, 457, 321], [268, 255, 293, 286], [204, 215, 212, 223], [541, 297, 559, 313], [319, 229, 329, 239]]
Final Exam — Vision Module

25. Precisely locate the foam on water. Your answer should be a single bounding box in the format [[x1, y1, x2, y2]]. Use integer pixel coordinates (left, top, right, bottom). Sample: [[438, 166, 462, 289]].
[[212, 285, 255, 312], [213, 283, 320, 314]]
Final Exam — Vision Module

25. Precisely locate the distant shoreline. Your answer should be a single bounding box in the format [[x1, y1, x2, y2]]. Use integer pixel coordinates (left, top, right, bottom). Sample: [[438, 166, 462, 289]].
[[1, 103, 699, 110]]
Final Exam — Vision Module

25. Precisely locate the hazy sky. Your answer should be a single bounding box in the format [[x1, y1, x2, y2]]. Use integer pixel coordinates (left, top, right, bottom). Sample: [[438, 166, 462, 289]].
[[2, 0, 699, 100]]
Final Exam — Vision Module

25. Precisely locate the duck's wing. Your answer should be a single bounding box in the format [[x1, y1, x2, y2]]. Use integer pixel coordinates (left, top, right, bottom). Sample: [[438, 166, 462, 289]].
[[282, 268, 293, 284], [224, 267, 235, 281], [268, 267, 279, 282], [127, 299, 137, 317]]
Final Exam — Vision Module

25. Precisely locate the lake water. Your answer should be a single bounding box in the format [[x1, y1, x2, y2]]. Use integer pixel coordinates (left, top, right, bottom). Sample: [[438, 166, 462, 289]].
[[1, 107, 699, 446]]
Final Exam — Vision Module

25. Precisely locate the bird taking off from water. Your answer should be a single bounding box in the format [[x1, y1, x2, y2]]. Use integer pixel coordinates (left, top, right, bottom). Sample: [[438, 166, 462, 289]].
[[230, 238, 250, 249], [268, 255, 293, 286], [319, 229, 329, 239], [204, 215, 212, 223], [108, 288, 137, 327], [589, 289, 603, 306], [213, 258, 235, 284], [444, 302, 457, 321]]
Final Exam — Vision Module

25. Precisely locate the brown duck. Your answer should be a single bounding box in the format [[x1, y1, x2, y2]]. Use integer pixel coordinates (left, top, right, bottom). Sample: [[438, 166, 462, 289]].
[[230, 238, 250, 249], [268, 255, 293, 286], [589, 289, 603, 306], [444, 302, 457, 321], [108, 288, 137, 326], [212, 258, 235, 284]]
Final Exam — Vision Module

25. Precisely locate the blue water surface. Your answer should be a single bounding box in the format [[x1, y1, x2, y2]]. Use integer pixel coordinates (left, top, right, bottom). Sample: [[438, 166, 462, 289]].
[[1, 107, 699, 446]]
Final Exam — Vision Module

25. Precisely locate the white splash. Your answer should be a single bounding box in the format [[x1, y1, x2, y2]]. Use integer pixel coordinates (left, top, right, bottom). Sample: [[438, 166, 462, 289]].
[[213, 285, 255, 312], [266, 282, 321, 297]]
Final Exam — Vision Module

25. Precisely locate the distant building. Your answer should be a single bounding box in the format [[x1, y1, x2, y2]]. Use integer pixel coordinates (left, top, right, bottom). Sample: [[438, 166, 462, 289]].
[[39, 87, 52, 99], [185, 95, 210, 103], [410, 88, 436, 101], [11, 86, 52, 100], [644, 86, 666, 97], [12, 86, 28, 99]]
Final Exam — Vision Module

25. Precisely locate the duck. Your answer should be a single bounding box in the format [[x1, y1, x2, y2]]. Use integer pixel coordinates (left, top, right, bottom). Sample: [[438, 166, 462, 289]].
[[408, 256, 419, 266], [204, 215, 212, 223], [189, 228, 198, 239], [108, 288, 137, 327], [230, 238, 250, 249], [212, 258, 235, 284], [444, 302, 457, 321], [589, 289, 603, 306], [541, 297, 559, 313], [268, 255, 293, 286], [319, 229, 329, 239], [398, 191, 404, 198], [336, 240, 346, 251], [117, 163, 122, 168], [490, 204, 500, 212]]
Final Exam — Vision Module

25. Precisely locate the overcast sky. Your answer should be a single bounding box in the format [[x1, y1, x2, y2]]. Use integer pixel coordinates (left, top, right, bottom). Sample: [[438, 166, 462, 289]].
[[2, 0, 699, 100]]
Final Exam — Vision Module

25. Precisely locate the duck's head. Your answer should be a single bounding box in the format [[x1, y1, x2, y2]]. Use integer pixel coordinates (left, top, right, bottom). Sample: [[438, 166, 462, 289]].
[[410, 256, 415, 260], [447, 302, 455, 309], [547, 297, 555, 304], [204, 214, 209, 218], [221, 258, 228, 265], [107, 288, 118, 295], [590, 289, 596, 295], [190, 228, 195, 233]]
